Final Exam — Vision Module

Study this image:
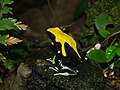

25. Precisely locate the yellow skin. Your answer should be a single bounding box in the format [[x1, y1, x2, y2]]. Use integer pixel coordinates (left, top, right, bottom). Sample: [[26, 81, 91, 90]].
[[47, 27, 81, 58], [47, 27, 82, 76]]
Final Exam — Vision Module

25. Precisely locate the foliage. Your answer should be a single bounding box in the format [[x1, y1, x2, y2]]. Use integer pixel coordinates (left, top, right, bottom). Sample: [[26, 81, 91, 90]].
[[75, 1, 120, 88], [86, 0, 120, 27], [95, 15, 112, 38], [86, 14, 120, 64], [0, 0, 28, 70]]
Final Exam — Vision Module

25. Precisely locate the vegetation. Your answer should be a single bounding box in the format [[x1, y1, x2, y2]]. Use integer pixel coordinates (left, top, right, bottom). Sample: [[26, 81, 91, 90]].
[[0, 0, 28, 75], [86, 0, 120, 27], [86, 14, 120, 64], [74, 0, 120, 89], [74, 0, 120, 65], [0, 0, 119, 89]]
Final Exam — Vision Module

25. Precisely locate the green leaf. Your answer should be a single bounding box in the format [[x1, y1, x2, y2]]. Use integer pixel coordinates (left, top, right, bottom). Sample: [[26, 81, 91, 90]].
[[0, 34, 9, 44], [113, 42, 119, 47], [87, 50, 107, 63], [0, 53, 6, 62], [2, 6, 12, 14], [0, 0, 13, 18], [74, 0, 88, 20], [99, 30, 110, 38], [95, 14, 113, 31], [114, 60, 120, 68], [3, 60, 14, 69], [4, 0, 14, 5], [0, 18, 17, 30], [116, 48, 120, 56], [106, 46, 117, 62]]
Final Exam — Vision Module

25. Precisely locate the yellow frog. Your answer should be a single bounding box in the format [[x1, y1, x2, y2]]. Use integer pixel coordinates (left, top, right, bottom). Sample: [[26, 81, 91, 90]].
[[47, 27, 87, 76]]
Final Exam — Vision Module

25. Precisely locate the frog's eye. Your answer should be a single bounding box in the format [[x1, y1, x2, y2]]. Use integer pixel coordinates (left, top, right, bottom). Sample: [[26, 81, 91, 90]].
[[59, 27, 69, 34]]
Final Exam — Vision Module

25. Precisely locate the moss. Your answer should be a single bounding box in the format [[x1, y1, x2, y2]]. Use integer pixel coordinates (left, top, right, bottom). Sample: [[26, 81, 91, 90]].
[[26, 47, 104, 89], [43, 60, 104, 89], [86, 0, 120, 27]]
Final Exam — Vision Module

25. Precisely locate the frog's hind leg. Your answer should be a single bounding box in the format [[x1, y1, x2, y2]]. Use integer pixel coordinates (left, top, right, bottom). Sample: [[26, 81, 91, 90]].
[[54, 72, 78, 76], [54, 66, 79, 76], [54, 61, 79, 76]]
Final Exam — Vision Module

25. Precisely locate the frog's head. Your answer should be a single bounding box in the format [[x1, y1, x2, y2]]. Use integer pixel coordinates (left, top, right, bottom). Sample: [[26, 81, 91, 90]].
[[47, 27, 82, 58], [47, 27, 63, 44]]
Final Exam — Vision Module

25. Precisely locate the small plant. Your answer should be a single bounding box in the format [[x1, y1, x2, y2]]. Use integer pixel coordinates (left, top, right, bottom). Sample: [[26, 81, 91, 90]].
[[86, 14, 120, 64], [0, 0, 28, 70], [85, 14, 120, 89]]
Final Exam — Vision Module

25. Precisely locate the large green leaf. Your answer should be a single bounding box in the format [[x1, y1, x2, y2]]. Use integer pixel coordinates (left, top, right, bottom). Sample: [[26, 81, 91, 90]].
[[87, 50, 107, 63], [95, 15, 113, 38], [95, 14, 113, 31], [106, 46, 117, 62], [0, 18, 17, 30], [98, 30, 110, 38], [74, 0, 88, 20]]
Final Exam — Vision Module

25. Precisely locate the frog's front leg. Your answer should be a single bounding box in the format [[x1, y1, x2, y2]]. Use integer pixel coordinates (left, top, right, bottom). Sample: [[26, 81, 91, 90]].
[[53, 60, 79, 76], [46, 55, 56, 64], [47, 56, 79, 76]]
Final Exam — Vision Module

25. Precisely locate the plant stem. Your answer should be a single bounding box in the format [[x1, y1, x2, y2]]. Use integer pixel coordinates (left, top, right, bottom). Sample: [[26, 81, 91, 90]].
[[101, 31, 120, 45]]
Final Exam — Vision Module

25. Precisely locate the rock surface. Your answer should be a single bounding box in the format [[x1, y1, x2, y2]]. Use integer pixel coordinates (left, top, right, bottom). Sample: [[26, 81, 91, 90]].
[[29, 47, 105, 90], [0, 47, 105, 90], [0, 63, 32, 90]]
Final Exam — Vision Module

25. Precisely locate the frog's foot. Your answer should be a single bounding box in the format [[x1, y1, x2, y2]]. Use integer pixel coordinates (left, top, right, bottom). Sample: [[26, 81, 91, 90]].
[[59, 62, 79, 74], [61, 66, 79, 76], [59, 64, 79, 76], [46, 58, 52, 62], [49, 66, 59, 72], [49, 66, 78, 76], [54, 71, 78, 76]]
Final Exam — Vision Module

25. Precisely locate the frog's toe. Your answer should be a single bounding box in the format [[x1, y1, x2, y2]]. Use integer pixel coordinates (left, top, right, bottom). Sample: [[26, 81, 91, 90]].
[[54, 72, 78, 76], [54, 72, 69, 76], [46, 58, 52, 62], [49, 67, 59, 72]]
